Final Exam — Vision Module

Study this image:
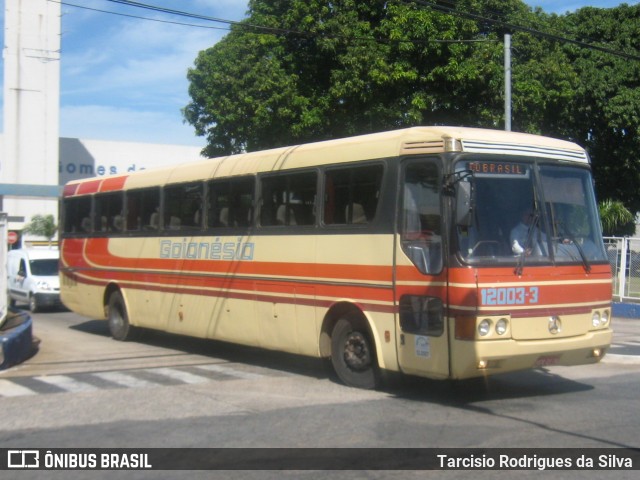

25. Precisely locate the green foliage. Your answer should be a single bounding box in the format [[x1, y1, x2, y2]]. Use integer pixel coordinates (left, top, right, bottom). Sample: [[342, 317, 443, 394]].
[[184, 0, 521, 155], [184, 0, 640, 217], [22, 214, 57, 243], [560, 4, 640, 215], [599, 200, 635, 237]]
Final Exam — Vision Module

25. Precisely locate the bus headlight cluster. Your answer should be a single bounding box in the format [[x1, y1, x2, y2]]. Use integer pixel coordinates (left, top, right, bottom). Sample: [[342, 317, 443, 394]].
[[478, 318, 509, 337], [591, 309, 610, 328]]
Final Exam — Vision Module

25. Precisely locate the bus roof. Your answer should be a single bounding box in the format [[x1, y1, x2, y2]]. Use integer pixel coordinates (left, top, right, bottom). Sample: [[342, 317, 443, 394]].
[[63, 126, 588, 195]]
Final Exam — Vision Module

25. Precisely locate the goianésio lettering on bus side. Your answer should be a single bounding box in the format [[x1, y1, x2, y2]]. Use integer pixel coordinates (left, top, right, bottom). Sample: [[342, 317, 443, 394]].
[[160, 238, 255, 261]]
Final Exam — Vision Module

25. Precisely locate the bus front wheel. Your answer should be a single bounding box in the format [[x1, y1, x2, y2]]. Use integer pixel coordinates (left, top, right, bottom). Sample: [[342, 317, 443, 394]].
[[330, 317, 379, 389], [107, 291, 136, 341]]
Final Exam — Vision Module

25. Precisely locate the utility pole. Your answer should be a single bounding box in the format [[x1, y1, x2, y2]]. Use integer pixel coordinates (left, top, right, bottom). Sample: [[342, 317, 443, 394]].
[[504, 32, 512, 131]]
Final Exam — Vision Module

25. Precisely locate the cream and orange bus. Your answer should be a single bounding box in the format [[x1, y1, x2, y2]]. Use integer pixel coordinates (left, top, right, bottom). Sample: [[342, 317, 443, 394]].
[[59, 127, 612, 389]]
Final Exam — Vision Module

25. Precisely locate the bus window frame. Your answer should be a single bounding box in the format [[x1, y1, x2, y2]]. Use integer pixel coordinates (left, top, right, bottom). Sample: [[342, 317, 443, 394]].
[[206, 175, 256, 233], [321, 161, 386, 229], [60, 159, 395, 239], [62, 195, 93, 236], [258, 168, 320, 230], [124, 187, 161, 233], [162, 181, 205, 233]]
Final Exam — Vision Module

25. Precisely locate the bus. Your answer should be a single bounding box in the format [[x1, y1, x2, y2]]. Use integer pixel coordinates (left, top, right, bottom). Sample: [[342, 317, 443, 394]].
[[59, 127, 612, 389]]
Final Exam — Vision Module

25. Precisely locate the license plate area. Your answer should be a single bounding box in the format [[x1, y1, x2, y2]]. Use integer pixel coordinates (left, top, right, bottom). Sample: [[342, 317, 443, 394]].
[[534, 355, 561, 367]]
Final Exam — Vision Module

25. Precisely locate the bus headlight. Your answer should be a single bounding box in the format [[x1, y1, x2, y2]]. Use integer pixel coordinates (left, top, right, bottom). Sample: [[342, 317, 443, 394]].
[[495, 318, 509, 335], [602, 309, 610, 326], [592, 311, 601, 328], [478, 319, 492, 337]]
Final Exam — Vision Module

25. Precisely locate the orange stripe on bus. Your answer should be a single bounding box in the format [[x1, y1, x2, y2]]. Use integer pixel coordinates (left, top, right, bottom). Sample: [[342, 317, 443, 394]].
[[77, 179, 102, 195], [61, 271, 397, 314], [64, 266, 395, 303], [79, 238, 394, 283], [99, 175, 129, 192]]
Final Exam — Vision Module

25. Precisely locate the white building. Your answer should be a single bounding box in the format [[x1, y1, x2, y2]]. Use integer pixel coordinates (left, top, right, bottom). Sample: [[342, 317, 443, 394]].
[[0, 0, 60, 229], [57, 137, 203, 186]]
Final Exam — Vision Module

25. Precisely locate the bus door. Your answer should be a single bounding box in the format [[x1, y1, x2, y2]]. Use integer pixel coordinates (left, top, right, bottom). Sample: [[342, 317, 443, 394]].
[[394, 159, 450, 379]]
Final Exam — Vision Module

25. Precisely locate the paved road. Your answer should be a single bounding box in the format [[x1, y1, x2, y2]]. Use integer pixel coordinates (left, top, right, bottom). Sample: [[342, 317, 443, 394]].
[[0, 311, 638, 479]]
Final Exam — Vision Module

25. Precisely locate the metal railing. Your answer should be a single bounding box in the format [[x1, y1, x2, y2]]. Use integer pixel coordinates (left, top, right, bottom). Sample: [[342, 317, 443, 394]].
[[604, 237, 640, 303]]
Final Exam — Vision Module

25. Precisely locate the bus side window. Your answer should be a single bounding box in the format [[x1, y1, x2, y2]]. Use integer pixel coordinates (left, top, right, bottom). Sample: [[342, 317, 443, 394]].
[[324, 164, 383, 225], [260, 172, 317, 227], [126, 188, 160, 232], [207, 177, 255, 229], [62, 196, 92, 234], [95, 192, 124, 233], [164, 183, 202, 231], [401, 161, 442, 275]]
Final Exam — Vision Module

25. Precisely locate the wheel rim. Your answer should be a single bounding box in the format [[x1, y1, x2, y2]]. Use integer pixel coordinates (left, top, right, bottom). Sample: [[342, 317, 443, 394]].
[[342, 331, 372, 372]]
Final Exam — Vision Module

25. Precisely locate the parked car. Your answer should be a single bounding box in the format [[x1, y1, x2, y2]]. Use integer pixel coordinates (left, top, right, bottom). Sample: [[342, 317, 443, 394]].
[[7, 248, 60, 312]]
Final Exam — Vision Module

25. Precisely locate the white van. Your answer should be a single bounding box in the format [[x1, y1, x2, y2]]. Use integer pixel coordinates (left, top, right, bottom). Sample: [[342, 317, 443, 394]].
[[7, 249, 61, 312]]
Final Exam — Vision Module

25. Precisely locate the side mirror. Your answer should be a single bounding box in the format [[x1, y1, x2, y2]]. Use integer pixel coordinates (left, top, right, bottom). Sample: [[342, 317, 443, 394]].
[[456, 180, 474, 227]]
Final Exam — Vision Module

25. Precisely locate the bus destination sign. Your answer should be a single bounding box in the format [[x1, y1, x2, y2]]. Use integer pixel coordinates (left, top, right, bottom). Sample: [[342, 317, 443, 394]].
[[467, 162, 528, 176]]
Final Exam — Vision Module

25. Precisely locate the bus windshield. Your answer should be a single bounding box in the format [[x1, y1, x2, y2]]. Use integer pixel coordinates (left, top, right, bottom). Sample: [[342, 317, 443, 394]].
[[456, 157, 607, 267]]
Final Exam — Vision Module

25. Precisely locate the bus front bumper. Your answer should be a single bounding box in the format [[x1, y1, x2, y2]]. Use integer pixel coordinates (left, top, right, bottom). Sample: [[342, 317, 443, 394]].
[[449, 328, 613, 380]]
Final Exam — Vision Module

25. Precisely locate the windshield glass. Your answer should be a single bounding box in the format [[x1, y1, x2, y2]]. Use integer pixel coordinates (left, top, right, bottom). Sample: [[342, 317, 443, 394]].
[[30, 258, 59, 276], [538, 165, 607, 264], [456, 157, 607, 267]]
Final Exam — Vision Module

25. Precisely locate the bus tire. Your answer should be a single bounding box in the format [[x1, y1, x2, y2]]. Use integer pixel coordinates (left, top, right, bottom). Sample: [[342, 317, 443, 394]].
[[330, 317, 379, 389], [107, 291, 136, 341]]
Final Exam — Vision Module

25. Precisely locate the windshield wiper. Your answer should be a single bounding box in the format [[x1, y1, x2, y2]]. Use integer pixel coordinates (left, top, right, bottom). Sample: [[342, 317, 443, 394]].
[[560, 233, 592, 273], [514, 212, 540, 276]]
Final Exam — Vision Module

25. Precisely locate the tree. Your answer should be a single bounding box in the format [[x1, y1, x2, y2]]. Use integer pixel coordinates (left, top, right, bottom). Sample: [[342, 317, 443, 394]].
[[22, 214, 57, 246], [599, 199, 635, 237], [184, 0, 530, 156], [559, 5, 640, 214]]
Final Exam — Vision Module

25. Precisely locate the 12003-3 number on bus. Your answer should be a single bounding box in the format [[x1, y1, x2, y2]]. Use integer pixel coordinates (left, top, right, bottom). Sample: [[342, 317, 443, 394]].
[[481, 286, 539, 306]]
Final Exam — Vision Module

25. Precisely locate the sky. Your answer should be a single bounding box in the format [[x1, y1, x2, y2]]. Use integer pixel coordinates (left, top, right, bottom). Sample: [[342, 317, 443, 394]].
[[0, 0, 639, 147]]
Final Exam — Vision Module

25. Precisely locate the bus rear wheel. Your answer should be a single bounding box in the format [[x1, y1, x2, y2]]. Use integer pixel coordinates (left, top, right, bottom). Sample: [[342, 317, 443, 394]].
[[330, 317, 379, 389], [107, 291, 136, 341]]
